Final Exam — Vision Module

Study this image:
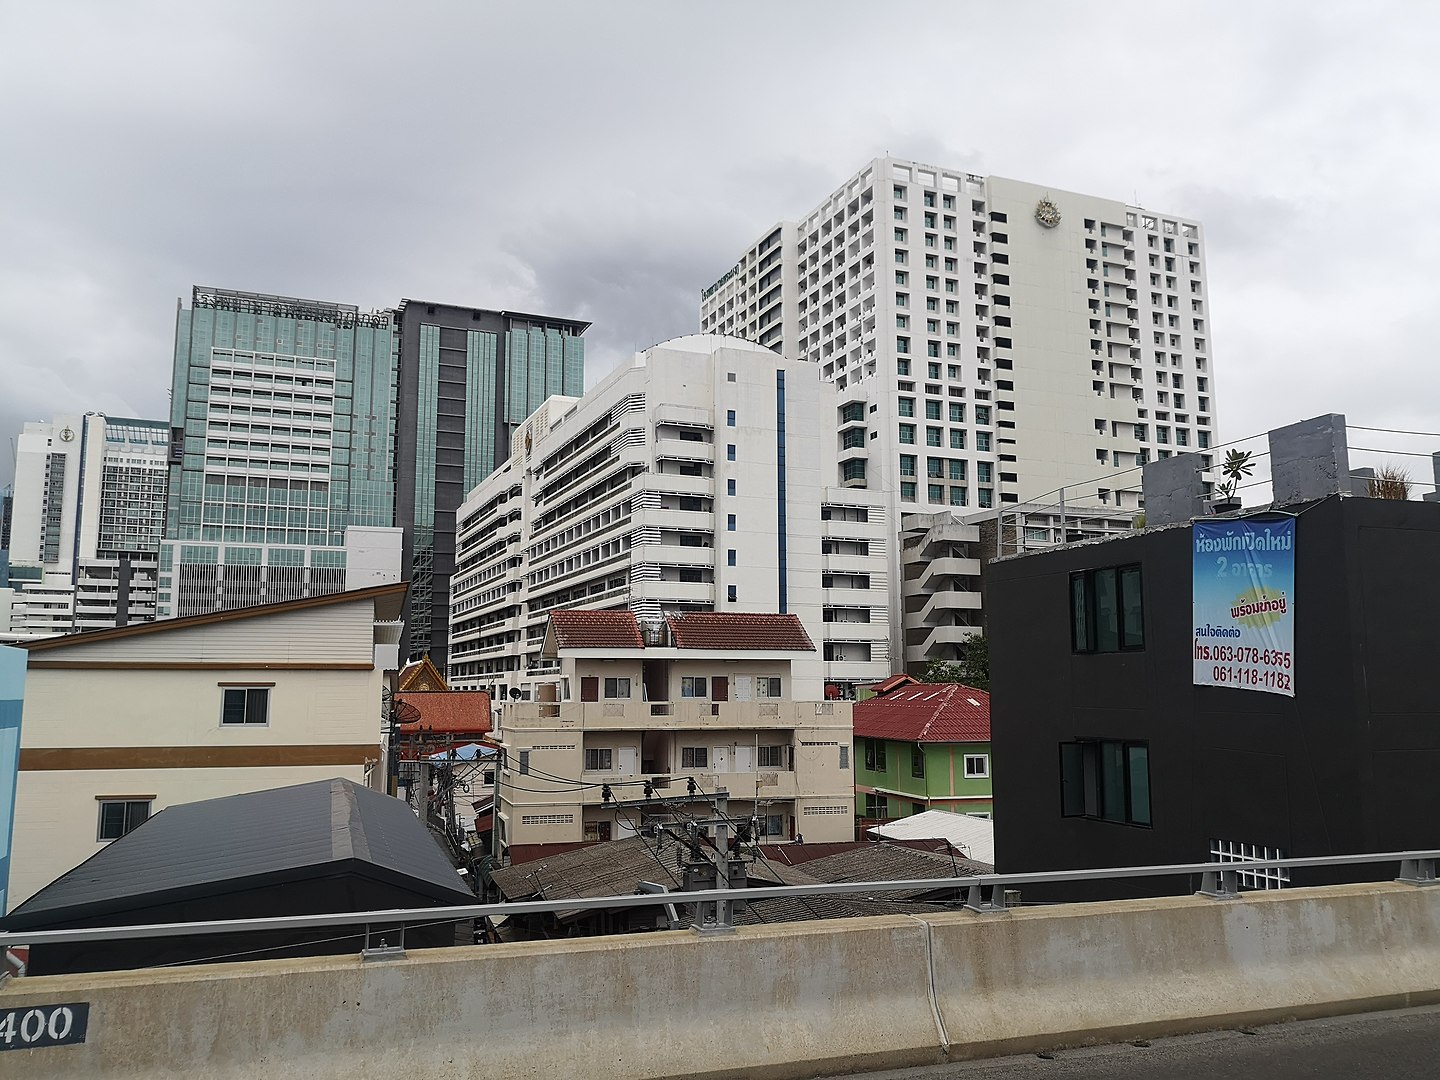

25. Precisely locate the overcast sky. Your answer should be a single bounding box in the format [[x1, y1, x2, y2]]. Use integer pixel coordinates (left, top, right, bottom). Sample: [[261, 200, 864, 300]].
[[3, 1, 1437, 493]]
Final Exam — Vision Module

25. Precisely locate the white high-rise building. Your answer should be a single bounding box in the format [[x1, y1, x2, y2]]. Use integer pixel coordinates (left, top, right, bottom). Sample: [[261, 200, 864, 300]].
[[2, 414, 170, 640], [701, 156, 1218, 667], [448, 336, 891, 699]]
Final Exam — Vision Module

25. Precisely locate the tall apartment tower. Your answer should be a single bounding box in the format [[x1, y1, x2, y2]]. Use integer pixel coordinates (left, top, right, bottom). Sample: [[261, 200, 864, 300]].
[[701, 156, 1218, 667], [394, 301, 588, 669], [159, 287, 400, 619], [448, 335, 890, 700], [1, 414, 170, 639]]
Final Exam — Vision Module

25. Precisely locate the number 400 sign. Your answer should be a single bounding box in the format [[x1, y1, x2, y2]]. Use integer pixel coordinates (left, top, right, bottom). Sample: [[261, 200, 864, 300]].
[[0, 1003, 90, 1051]]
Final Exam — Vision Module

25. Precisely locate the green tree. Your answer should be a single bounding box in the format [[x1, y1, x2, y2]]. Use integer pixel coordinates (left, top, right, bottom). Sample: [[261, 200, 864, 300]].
[[921, 634, 990, 691]]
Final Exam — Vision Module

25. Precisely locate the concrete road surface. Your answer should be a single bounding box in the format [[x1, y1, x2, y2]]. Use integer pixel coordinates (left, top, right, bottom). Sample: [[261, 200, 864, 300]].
[[819, 1005, 1440, 1080]]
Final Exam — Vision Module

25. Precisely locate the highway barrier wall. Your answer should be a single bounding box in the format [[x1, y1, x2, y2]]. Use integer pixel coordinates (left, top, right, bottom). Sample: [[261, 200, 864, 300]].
[[2, 881, 1439, 1079]]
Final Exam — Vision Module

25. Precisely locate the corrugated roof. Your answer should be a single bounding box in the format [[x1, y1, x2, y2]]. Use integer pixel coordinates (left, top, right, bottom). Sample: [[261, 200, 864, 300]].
[[395, 691, 492, 735], [852, 683, 990, 743], [2, 778, 472, 930], [548, 609, 645, 649], [666, 613, 815, 651], [868, 674, 920, 695], [795, 843, 989, 897], [867, 811, 995, 866]]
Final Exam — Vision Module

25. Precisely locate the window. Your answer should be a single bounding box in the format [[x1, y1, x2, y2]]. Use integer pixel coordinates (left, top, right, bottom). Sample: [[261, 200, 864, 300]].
[[865, 792, 888, 817], [964, 754, 989, 779], [727, 514, 736, 531], [221, 686, 270, 726], [727, 477, 737, 495], [898, 424, 916, 444], [1071, 565, 1144, 653], [1060, 739, 1151, 826], [726, 443, 736, 460], [925, 400, 942, 420], [898, 397, 915, 417], [681, 677, 708, 698], [757, 676, 782, 697], [727, 548, 736, 566], [584, 747, 613, 772], [911, 745, 926, 778], [97, 798, 152, 841], [603, 677, 631, 699], [726, 409, 736, 427], [727, 584, 737, 602], [759, 744, 787, 768], [900, 481, 917, 501], [681, 746, 709, 768], [863, 738, 888, 771], [926, 427, 942, 447]]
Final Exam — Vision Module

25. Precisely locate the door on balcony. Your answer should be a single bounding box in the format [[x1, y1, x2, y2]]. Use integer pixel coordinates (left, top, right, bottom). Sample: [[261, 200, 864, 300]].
[[581, 677, 599, 702], [618, 746, 638, 776], [735, 744, 754, 772], [712, 745, 730, 773]]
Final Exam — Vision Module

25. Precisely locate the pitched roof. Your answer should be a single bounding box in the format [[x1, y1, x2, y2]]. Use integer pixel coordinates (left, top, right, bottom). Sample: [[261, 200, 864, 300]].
[[395, 691, 492, 735], [666, 613, 815, 651], [867, 810, 995, 866], [795, 842, 990, 897], [852, 683, 990, 743], [398, 655, 448, 692], [2, 778, 472, 930], [20, 581, 408, 652], [869, 674, 920, 695], [547, 609, 645, 649]]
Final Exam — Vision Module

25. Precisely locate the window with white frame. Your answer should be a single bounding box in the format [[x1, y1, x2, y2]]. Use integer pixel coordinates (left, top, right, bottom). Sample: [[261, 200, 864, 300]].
[[584, 748, 613, 772], [963, 754, 990, 778], [220, 685, 270, 726], [1210, 838, 1290, 890], [97, 798, 152, 842]]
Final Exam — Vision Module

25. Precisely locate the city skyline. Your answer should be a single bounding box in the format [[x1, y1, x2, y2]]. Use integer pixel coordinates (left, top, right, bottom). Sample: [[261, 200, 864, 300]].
[[4, 2, 1439, 493]]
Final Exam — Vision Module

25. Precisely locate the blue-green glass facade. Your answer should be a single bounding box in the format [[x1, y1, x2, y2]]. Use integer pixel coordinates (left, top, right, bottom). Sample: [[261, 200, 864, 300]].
[[160, 287, 397, 617]]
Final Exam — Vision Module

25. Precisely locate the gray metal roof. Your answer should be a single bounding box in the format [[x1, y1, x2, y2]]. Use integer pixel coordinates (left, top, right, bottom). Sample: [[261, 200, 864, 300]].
[[4, 779, 473, 928]]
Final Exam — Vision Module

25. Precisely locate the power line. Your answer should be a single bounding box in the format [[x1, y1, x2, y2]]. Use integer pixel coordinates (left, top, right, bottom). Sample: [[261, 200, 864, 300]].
[[1348, 425, 1440, 439]]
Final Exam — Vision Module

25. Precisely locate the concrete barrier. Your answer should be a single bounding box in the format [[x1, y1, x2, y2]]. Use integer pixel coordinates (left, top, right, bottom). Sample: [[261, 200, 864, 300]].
[[1, 882, 1438, 1079]]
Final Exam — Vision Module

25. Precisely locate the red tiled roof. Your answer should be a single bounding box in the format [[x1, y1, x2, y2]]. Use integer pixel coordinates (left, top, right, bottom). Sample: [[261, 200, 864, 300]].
[[395, 691, 492, 735], [548, 609, 644, 649], [852, 683, 990, 743], [666, 613, 815, 651], [869, 674, 920, 695]]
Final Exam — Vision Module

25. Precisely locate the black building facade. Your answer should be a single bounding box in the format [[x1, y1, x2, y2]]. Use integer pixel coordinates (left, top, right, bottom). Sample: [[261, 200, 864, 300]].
[[394, 301, 588, 668], [988, 495, 1440, 899]]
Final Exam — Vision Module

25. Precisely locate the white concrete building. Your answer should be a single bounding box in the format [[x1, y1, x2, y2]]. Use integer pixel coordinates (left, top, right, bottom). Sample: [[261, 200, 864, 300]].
[[449, 336, 891, 699], [7, 581, 406, 910], [494, 609, 855, 856], [701, 156, 1217, 664], [2, 414, 170, 641]]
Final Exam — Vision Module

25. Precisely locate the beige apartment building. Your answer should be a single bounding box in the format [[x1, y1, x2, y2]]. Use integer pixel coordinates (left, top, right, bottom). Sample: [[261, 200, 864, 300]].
[[496, 610, 855, 859], [7, 581, 405, 909]]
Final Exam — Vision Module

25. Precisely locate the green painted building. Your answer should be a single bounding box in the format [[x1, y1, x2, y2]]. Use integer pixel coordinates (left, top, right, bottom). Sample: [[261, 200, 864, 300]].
[[852, 680, 993, 819]]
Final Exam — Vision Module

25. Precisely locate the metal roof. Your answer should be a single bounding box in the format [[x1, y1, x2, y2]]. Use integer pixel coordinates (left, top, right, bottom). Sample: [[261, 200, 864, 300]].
[[2, 778, 473, 930], [867, 810, 996, 866]]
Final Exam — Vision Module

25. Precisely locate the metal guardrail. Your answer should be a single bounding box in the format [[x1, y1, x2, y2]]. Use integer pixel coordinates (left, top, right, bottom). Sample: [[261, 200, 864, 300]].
[[2, 849, 1437, 951]]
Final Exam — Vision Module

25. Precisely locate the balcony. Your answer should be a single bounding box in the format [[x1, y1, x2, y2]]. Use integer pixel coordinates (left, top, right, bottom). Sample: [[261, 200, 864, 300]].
[[629, 578, 714, 605], [653, 438, 714, 464]]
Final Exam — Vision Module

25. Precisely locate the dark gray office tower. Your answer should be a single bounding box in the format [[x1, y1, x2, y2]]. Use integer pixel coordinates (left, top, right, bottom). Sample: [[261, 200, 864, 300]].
[[395, 301, 588, 669]]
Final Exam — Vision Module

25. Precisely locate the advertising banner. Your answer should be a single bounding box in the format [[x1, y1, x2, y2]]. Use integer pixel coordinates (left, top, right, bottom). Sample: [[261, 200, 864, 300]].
[[1192, 518, 1295, 697]]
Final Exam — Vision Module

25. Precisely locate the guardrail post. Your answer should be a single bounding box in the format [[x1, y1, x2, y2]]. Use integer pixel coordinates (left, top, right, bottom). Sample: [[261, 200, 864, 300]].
[[1197, 868, 1239, 899], [964, 881, 1007, 914], [1398, 858, 1439, 887], [361, 923, 407, 962]]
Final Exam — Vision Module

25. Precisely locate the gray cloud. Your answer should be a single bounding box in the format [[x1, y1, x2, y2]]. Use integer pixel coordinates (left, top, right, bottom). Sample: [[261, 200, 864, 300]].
[[3, 0, 1440, 487]]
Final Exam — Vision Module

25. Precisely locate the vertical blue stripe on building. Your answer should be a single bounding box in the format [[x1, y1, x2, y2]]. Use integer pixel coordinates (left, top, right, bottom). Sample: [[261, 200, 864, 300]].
[[0, 646, 27, 918], [776, 369, 787, 613]]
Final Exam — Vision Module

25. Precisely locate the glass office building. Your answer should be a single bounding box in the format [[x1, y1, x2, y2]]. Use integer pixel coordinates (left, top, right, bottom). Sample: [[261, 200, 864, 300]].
[[159, 287, 398, 618]]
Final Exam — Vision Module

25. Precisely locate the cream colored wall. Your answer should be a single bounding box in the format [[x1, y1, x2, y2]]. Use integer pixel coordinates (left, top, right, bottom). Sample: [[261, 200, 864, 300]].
[[9, 764, 368, 911], [21, 667, 383, 748]]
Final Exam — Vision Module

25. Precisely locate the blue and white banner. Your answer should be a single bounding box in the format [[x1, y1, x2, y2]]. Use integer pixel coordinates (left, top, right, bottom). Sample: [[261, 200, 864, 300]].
[[1192, 519, 1295, 697]]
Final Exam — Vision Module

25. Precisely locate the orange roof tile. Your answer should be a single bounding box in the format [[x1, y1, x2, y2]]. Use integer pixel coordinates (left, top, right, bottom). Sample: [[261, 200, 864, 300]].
[[548, 609, 644, 649], [666, 613, 815, 651], [395, 691, 492, 735], [852, 683, 990, 743]]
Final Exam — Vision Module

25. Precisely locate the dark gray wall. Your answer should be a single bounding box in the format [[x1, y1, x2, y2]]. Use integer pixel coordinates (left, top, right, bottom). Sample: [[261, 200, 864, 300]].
[[987, 497, 1440, 900]]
